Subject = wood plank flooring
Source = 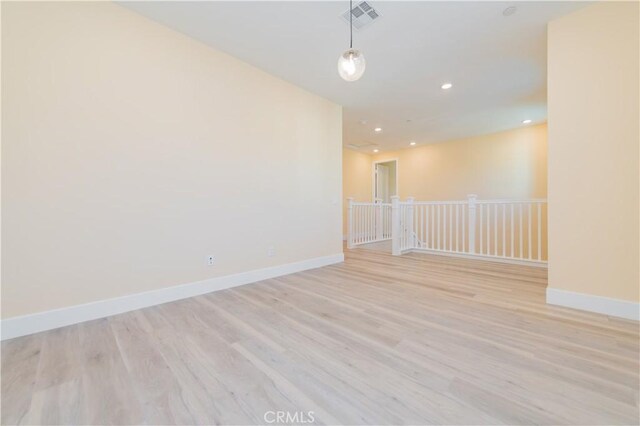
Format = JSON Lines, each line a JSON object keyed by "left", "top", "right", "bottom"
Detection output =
{"left": 2, "top": 247, "right": 639, "bottom": 425}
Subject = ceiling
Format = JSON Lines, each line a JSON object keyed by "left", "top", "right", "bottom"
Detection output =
{"left": 120, "top": 1, "right": 588, "bottom": 152}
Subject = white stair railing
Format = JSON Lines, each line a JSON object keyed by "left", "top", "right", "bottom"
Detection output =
{"left": 347, "top": 198, "right": 392, "bottom": 249}
{"left": 351, "top": 195, "right": 548, "bottom": 265}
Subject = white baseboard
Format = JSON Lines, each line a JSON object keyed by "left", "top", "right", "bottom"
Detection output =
{"left": 410, "top": 248, "right": 548, "bottom": 268}
{"left": 1, "top": 253, "right": 345, "bottom": 341}
{"left": 546, "top": 288, "right": 639, "bottom": 321}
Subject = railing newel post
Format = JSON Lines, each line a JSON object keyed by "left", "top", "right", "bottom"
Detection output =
{"left": 375, "top": 198, "right": 383, "bottom": 241}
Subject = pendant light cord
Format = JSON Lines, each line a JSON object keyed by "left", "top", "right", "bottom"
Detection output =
{"left": 349, "top": 0, "right": 353, "bottom": 49}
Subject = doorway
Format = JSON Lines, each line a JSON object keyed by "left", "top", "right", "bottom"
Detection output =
{"left": 373, "top": 159, "right": 398, "bottom": 203}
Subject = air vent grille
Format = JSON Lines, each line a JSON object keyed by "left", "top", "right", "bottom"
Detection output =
{"left": 346, "top": 142, "right": 378, "bottom": 150}
{"left": 341, "top": 1, "right": 381, "bottom": 30}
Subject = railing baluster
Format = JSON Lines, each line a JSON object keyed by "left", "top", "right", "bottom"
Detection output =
{"left": 444, "top": 204, "right": 448, "bottom": 251}
{"left": 528, "top": 203, "right": 532, "bottom": 260}
{"left": 480, "top": 204, "right": 484, "bottom": 255}
{"left": 437, "top": 205, "right": 441, "bottom": 250}
{"left": 423, "top": 205, "right": 427, "bottom": 247}
{"left": 362, "top": 205, "right": 366, "bottom": 243}
{"left": 371, "top": 204, "right": 374, "bottom": 242}
{"left": 538, "top": 203, "right": 542, "bottom": 260}
{"left": 423, "top": 205, "right": 427, "bottom": 248}
{"left": 360, "top": 206, "right": 367, "bottom": 243}
{"left": 420, "top": 205, "right": 424, "bottom": 247}
{"left": 360, "top": 205, "right": 364, "bottom": 244}
{"left": 519, "top": 203, "right": 523, "bottom": 258}
{"left": 364, "top": 205, "right": 368, "bottom": 243}
{"left": 361, "top": 205, "right": 365, "bottom": 244}
{"left": 368, "top": 204, "right": 371, "bottom": 242}
{"left": 455, "top": 204, "right": 459, "bottom": 252}
{"left": 431, "top": 205, "right": 435, "bottom": 249}
{"left": 385, "top": 205, "right": 388, "bottom": 239}
{"left": 510, "top": 204, "right": 514, "bottom": 258}
{"left": 356, "top": 205, "right": 360, "bottom": 244}
{"left": 429, "top": 205, "right": 433, "bottom": 249}
{"left": 382, "top": 205, "right": 386, "bottom": 239}
{"left": 391, "top": 197, "right": 400, "bottom": 255}
{"left": 487, "top": 204, "right": 491, "bottom": 255}
{"left": 404, "top": 205, "right": 408, "bottom": 250}
{"left": 494, "top": 204, "right": 498, "bottom": 257}
{"left": 363, "top": 205, "right": 367, "bottom": 243}
{"left": 467, "top": 195, "right": 477, "bottom": 254}
{"left": 387, "top": 205, "right": 390, "bottom": 238}
{"left": 400, "top": 205, "right": 404, "bottom": 249}
{"left": 354, "top": 205, "right": 358, "bottom": 244}
{"left": 399, "top": 205, "right": 403, "bottom": 249}
{"left": 372, "top": 204, "right": 375, "bottom": 242}
{"left": 373, "top": 203, "right": 376, "bottom": 242}
{"left": 502, "top": 204, "right": 506, "bottom": 257}
{"left": 443, "top": 205, "right": 446, "bottom": 251}
{"left": 371, "top": 204, "right": 375, "bottom": 242}
{"left": 462, "top": 204, "right": 466, "bottom": 252}
{"left": 365, "top": 205, "right": 369, "bottom": 242}
{"left": 449, "top": 204, "right": 453, "bottom": 251}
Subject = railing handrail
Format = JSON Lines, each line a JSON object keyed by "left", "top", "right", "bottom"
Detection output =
{"left": 351, "top": 203, "right": 392, "bottom": 207}
{"left": 403, "top": 198, "right": 547, "bottom": 205}
{"left": 476, "top": 198, "right": 547, "bottom": 204}
{"left": 409, "top": 200, "right": 468, "bottom": 205}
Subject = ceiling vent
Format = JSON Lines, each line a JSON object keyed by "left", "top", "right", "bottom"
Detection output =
{"left": 340, "top": 1, "right": 381, "bottom": 31}
{"left": 347, "top": 142, "right": 378, "bottom": 150}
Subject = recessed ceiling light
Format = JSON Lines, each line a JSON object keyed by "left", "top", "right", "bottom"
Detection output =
{"left": 441, "top": 83, "right": 453, "bottom": 90}
{"left": 522, "top": 119, "right": 532, "bottom": 124}
{"left": 374, "top": 127, "right": 382, "bottom": 132}
{"left": 410, "top": 141, "right": 416, "bottom": 146}
{"left": 373, "top": 149, "right": 379, "bottom": 153}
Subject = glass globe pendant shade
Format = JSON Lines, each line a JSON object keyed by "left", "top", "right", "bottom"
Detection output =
{"left": 338, "top": 48, "right": 366, "bottom": 82}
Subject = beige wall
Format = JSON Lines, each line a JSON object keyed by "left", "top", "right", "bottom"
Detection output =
{"left": 371, "top": 124, "right": 547, "bottom": 201}
{"left": 547, "top": 2, "right": 639, "bottom": 303}
{"left": 1, "top": 2, "right": 343, "bottom": 319}
{"left": 343, "top": 125, "right": 548, "bottom": 254}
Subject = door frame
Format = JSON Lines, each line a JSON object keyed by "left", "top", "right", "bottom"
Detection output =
{"left": 372, "top": 158, "right": 399, "bottom": 202}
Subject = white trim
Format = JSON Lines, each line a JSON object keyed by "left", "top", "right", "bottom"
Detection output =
{"left": 1, "top": 253, "right": 345, "bottom": 341}
{"left": 372, "top": 158, "right": 399, "bottom": 202}
{"left": 410, "top": 248, "right": 548, "bottom": 268}
{"left": 546, "top": 288, "right": 640, "bottom": 321}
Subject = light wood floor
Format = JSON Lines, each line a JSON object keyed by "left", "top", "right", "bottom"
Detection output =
{"left": 2, "top": 247, "right": 639, "bottom": 425}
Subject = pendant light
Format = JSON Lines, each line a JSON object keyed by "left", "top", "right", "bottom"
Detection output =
{"left": 338, "top": 0, "right": 366, "bottom": 82}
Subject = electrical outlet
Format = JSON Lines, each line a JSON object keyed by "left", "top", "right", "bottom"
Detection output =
{"left": 267, "top": 246, "right": 276, "bottom": 257}
{"left": 207, "top": 255, "right": 214, "bottom": 266}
